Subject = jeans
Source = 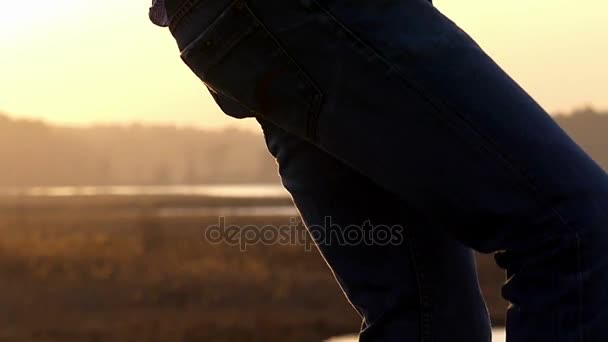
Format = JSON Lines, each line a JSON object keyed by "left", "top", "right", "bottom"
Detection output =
{"left": 162, "top": 0, "right": 608, "bottom": 340}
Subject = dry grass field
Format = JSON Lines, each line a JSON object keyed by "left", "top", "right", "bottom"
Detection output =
{"left": 0, "top": 195, "right": 506, "bottom": 341}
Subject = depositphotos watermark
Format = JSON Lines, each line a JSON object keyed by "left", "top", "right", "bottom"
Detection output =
{"left": 204, "top": 216, "right": 405, "bottom": 251}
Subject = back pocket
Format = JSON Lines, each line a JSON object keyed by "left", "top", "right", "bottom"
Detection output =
{"left": 180, "top": 0, "right": 323, "bottom": 140}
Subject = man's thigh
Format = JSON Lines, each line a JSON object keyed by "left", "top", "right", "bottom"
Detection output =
{"left": 171, "top": 1, "right": 608, "bottom": 338}
{"left": 258, "top": 118, "right": 491, "bottom": 342}
{"left": 174, "top": 0, "right": 608, "bottom": 247}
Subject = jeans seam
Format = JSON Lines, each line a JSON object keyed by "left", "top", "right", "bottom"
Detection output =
{"left": 310, "top": 2, "right": 585, "bottom": 338}
{"left": 357, "top": 226, "right": 433, "bottom": 342}
{"left": 404, "top": 227, "right": 434, "bottom": 342}
{"left": 168, "top": 0, "right": 203, "bottom": 31}
{"left": 240, "top": 0, "right": 325, "bottom": 142}
{"left": 175, "top": 0, "right": 325, "bottom": 139}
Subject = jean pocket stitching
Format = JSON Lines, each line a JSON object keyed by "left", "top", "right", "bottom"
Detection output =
{"left": 179, "top": 0, "right": 324, "bottom": 140}
{"left": 169, "top": 0, "right": 204, "bottom": 32}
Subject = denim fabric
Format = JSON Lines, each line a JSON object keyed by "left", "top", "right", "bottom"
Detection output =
{"left": 257, "top": 117, "right": 492, "bottom": 342}
{"left": 149, "top": 0, "right": 169, "bottom": 27}
{"left": 161, "top": 0, "right": 608, "bottom": 340}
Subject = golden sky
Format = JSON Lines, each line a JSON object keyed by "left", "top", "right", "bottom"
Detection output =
{"left": 1, "top": 0, "right": 606, "bottom": 130}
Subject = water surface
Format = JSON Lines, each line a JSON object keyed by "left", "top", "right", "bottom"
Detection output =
{"left": 327, "top": 328, "right": 506, "bottom": 342}
{"left": 0, "top": 184, "right": 290, "bottom": 198}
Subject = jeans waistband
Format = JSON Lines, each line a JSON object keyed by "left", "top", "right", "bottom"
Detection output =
{"left": 167, "top": 0, "right": 235, "bottom": 51}
{"left": 165, "top": 0, "right": 190, "bottom": 19}
{"left": 165, "top": 0, "right": 203, "bottom": 30}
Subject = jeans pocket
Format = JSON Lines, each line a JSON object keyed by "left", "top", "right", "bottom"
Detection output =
{"left": 180, "top": 0, "right": 323, "bottom": 140}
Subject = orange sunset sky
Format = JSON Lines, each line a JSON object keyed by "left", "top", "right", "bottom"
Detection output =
{"left": 1, "top": 0, "right": 606, "bottom": 130}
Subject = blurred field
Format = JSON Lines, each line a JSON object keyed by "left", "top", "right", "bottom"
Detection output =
{"left": 0, "top": 195, "right": 506, "bottom": 342}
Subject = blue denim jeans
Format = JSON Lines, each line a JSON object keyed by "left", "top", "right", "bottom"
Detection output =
{"left": 162, "top": 0, "right": 608, "bottom": 340}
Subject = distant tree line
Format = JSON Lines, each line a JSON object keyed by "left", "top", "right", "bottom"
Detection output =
{"left": 0, "top": 116, "right": 278, "bottom": 186}
{"left": 0, "top": 107, "right": 606, "bottom": 187}
{"left": 554, "top": 107, "right": 608, "bottom": 169}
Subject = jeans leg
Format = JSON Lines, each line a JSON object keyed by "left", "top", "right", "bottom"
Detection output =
{"left": 169, "top": 0, "right": 608, "bottom": 340}
{"left": 258, "top": 118, "right": 491, "bottom": 342}
{"left": 251, "top": 2, "right": 608, "bottom": 340}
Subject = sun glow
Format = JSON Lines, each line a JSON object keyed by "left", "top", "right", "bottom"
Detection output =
{"left": 0, "top": 1, "right": 88, "bottom": 37}
{"left": 0, "top": 0, "right": 607, "bottom": 128}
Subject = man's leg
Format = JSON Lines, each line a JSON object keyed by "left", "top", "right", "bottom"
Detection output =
{"left": 170, "top": 0, "right": 608, "bottom": 339}
{"left": 258, "top": 118, "right": 491, "bottom": 342}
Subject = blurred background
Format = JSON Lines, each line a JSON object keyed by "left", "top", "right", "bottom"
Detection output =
{"left": 0, "top": 0, "right": 606, "bottom": 341}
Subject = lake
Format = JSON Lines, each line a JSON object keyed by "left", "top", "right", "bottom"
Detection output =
{"left": 327, "top": 328, "right": 506, "bottom": 341}
{"left": 0, "top": 184, "right": 290, "bottom": 198}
